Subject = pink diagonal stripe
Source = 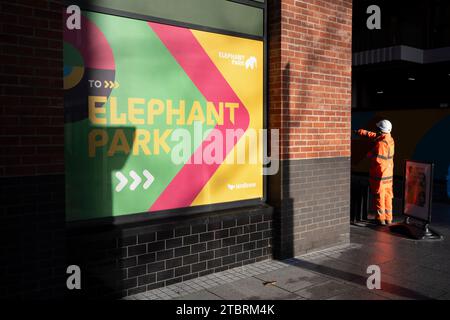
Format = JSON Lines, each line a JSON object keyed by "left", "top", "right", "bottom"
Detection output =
{"left": 148, "top": 22, "right": 250, "bottom": 211}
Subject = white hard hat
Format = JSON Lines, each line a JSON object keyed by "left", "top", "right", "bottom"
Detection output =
{"left": 376, "top": 119, "right": 392, "bottom": 133}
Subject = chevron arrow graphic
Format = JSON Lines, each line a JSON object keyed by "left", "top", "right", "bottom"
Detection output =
{"left": 115, "top": 170, "right": 154, "bottom": 192}
{"left": 103, "top": 80, "right": 120, "bottom": 89}
{"left": 143, "top": 170, "right": 154, "bottom": 189}
{"left": 115, "top": 172, "right": 128, "bottom": 192}
{"left": 129, "top": 170, "right": 142, "bottom": 191}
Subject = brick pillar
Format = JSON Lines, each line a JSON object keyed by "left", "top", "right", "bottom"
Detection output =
{"left": 268, "top": 0, "right": 352, "bottom": 258}
{"left": 0, "top": 0, "right": 65, "bottom": 298}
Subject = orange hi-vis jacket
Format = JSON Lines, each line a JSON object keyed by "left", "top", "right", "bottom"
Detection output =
{"left": 357, "top": 129, "right": 395, "bottom": 190}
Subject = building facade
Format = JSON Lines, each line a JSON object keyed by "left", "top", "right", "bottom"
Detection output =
{"left": 0, "top": 0, "right": 352, "bottom": 299}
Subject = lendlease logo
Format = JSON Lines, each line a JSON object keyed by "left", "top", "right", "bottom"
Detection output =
{"left": 219, "top": 52, "right": 257, "bottom": 70}
{"left": 227, "top": 182, "right": 257, "bottom": 190}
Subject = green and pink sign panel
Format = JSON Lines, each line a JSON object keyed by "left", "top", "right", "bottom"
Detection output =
{"left": 64, "top": 9, "right": 264, "bottom": 221}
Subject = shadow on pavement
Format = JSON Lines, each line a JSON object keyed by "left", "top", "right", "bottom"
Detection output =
{"left": 285, "top": 258, "right": 434, "bottom": 300}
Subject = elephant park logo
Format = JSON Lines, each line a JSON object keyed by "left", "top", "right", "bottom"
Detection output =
{"left": 218, "top": 52, "right": 258, "bottom": 71}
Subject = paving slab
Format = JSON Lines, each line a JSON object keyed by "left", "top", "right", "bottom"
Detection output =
{"left": 436, "top": 292, "right": 450, "bottom": 300}
{"left": 327, "top": 287, "right": 388, "bottom": 300}
{"left": 399, "top": 266, "right": 450, "bottom": 290}
{"left": 379, "top": 260, "right": 450, "bottom": 290}
{"left": 377, "top": 274, "right": 447, "bottom": 299}
{"left": 350, "top": 227, "right": 406, "bottom": 246}
{"left": 295, "top": 280, "right": 356, "bottom": 300}
{"left": 378, "top": 258, "right": 421, "bottom": 278}
{"left": 174, "top": 290, "right": 223, "bottom": 300}
{"left": 206, "top": 277, "right": 301, "bottom": 300}
{"left": 325, "top": 248, "right": 395, "bottom": 267}
{"left": 291, "top": 257, "right": 369, "bottom": 287}
{"left": 418, "top": 254, "right": 450, "bottom": 275}
{"left": 253, "top": 265, "right": 330, "bottom": 293}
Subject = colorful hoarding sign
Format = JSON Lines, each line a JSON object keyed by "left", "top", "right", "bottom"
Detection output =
{"left": 403, "top": 160, "right": 434, "bottom": 222}
{"left": 64, "top": 11, "right": 264, "bottom": 221}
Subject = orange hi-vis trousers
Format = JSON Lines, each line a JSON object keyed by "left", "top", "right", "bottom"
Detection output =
{"left": 371, "top": 181, "right": 393, "bottom": 222}
{"left": 357, "top": 129, "right": 395, "bottom": 222}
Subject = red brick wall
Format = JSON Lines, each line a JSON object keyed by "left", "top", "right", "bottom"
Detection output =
{"left": 0, "top": 0, "right": 64, "bottom": 177}
{"left": 268, "top": 0, "right": 352, "bottom": 258}
{"left": 269, "top": 0, "right": 352, "bottom": 160}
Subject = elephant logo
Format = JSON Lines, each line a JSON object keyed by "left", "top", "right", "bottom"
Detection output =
{"left": 245, "top": 56, "right": 257, "bottom": 70}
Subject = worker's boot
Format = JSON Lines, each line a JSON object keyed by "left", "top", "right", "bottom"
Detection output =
{"left": 378, "top": 220, "right": 386, "bottom": 226}
{"left": 386, "top": 220, "right": 393, "bottom": 225}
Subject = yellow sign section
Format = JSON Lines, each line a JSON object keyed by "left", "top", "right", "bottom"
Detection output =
{"left": 191, "top": 31, "right": 264, "bottom": 205}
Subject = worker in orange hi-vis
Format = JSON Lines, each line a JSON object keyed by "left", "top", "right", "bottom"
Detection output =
{"left": 354, "top": 120, "right": 395, "bottom": 225}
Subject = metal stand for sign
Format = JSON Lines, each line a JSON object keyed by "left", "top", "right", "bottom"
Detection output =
{"left": 389, "top": 160, "right": 443, "bottom": 241}
{"left": 389, "top": 217, "right": 443, "bottom": 240}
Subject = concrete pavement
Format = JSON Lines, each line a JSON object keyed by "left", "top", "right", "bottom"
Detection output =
{"left": 125, "top": 202, "right": 450, "bottom": 300}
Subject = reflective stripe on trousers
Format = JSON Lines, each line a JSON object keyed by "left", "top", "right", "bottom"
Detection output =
{"left": 370, "top": 183, "right": 393, "bottom": 222}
